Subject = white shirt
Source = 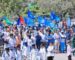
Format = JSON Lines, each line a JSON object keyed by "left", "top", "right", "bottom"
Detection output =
{"left": 59, "top": 33, "right": 66, "bottom": 38}
{"left": 8, "top": 37, "right": 16, "bottom": 47}
{"left": 58, "top": 21, "right": 62, "bottom": 28}
{"left": 30, "top": 49, "right": 37, "bottom": 60}
{"left": 31, "top": 35, "right": 36, "bottom": 44}
{"left": 67, "top": 44, "right": 72, "bottom": 56}
{"left": 24, "top": 35, "right": 29, "bottom": 42}
{"left": 27, "top": 39, "right": 32, "bottom": 47}
{"left": 3, "top": 31, "right": 9, "bottom": 40}
{"left": 4, "top": 36, "right": 10, "bottom": 49}
{"left": 53, "top": 33, "right": 59, "bottom": 40}
{"left": 39, "top": 47, "right": 46, "bottom": 60}
{"left": 3, "top": 31, "right": 10, "bottom": 49}
{"left": 47, "top": 46, "right": 54, "bottom": 57}
{"left": 21, "top": 41, "right": 23, "bottom": 51}
{"left": 22, "top": 46, "right": 28, "bottom": 56}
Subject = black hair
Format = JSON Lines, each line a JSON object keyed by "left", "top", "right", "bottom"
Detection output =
{"left": 40, "top": 42, "right": 46, "bottom": 47}
{"left": 5, "top": 48, "right": 9, "bottom": 52}
{"left": 28, "top": 35, "right": 31, "bottom": 39}
{"left": 10, "top": 34, "right": 13, "bottom": 37}
{"left": 32, "top": 44, "right": 36, "bottom": 48}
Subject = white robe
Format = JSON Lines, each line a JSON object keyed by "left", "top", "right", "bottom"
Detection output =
{"left": 30, "top": 49, "right": 37, "bottom": 60}
{"left": 39, "top": 47, "right": 46, "bottom": 60}
{"left": 47, "top": 46, "right": 54, "bottom": 57}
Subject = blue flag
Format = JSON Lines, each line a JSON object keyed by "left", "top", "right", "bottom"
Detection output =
{"left": 66, "top": 17, "right": 71, "bottom": 27}
{"left": 50, "top": 21, "right": 55, "bottom": 28}
{"left": 27, "top": 10, "right": 35, "bottom": 19}
{"left": 24, "top": 17, "right": 28, "bottom": 24}
{"left": 55, "top": 16, "right": 60, "bottom": 22}
{"left": 38, "top": 16, "right": 45, "bottom": 24}
{"left": 26, "top": 17, "right": 34, "bottom": 26}
{"left": 17, "top": 18, "right": 20, "bottom": 25}
{"left": 50, "top": 11, "right": 60, "bottom": 22}
{"left": 44, "top": 17, "right": 50, "bottom": 26}
{"left": 45, "top": 20, "right": 50, "bottom": 26}
{"left": 50, "top": 11, "right": 56, "bottom": 20}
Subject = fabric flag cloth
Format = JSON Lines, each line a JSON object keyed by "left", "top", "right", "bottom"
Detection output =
{"left": 27, "top": 10, "right": 35, "bottom": 19}
{"left": 19, "top": 16, "right": 25, "bottom": 24}
{"left": 50, "top": 11, "right": 60, "bottom": 22}
{"left": 28, "top": 18, "right": 34, "bottom": 26}
{"left": 17, "top": 18, "right": 20, "bottom": 25}
{"left": 26, "top": 17, "right": 34, "bottom": 26}
{"left": 38, "top": 16, "right": 45, "bottom": 24}
{"left": 45, "top": 20, "right": 50, "bottom": 26}
{"left": 3, "top": 16, "right": 12, "bottom": 25}
{"left": 24, "top": 17, "right": 28, "bottom": 24}
{"left": 50, "top": 21, "right": 55, "bottom": 28}
{"left": 66, "top": 17, "right": 71, "bottom": 27}
{"left": 55, "top": 16, "right": 60, "bottom": 22}
{"left": 50, "top": 11, "right": 56, "bottom": 20}
{"left": 17, "top": 16, "right": 25, "bottom": 25}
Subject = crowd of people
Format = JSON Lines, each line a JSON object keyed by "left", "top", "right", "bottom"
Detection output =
{"left": 0, "top": 19, "right": 75, "bottom": 60}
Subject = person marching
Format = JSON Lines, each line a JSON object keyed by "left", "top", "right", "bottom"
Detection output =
{"left": 47, "top": 43, "right": 55, "bottom": 60}
{"left": 30, "top": 44, "right": 38, "bottom": 60}
{"left": 39, "top": 42, "right": 47, "bottom": 60}
{"left": 67, "top": 41, "right": 75, "bottom": 60}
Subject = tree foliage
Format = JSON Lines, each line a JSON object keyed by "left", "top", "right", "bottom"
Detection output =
{"left": 0, "top": 0, "right": 75, "bottom": 18}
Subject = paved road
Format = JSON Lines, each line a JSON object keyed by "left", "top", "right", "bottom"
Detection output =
{"left": 54, "top": 54, "right": 75, "bottom": 60}
{"left": 0, "top": 54, "right": 75, "bottom": 60}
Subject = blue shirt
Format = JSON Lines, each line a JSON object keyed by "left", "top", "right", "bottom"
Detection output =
{"left": 47, "top": 34, "right": 55, "bottom": 45}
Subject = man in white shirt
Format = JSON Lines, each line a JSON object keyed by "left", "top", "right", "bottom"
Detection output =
{"left": 8, "top": 34, "right": 16, "bottom": 48}
{"left": 39, "top": 43, "right": 46, "bottom": 60}
{"left": 66, "top": 42, "right": 75, "bottom": 60}
{"left": 3, "top": 30, "right": 10, "bottom": 49}
{"left": 47, "top": 43, "right": 54, "bottom": 60}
